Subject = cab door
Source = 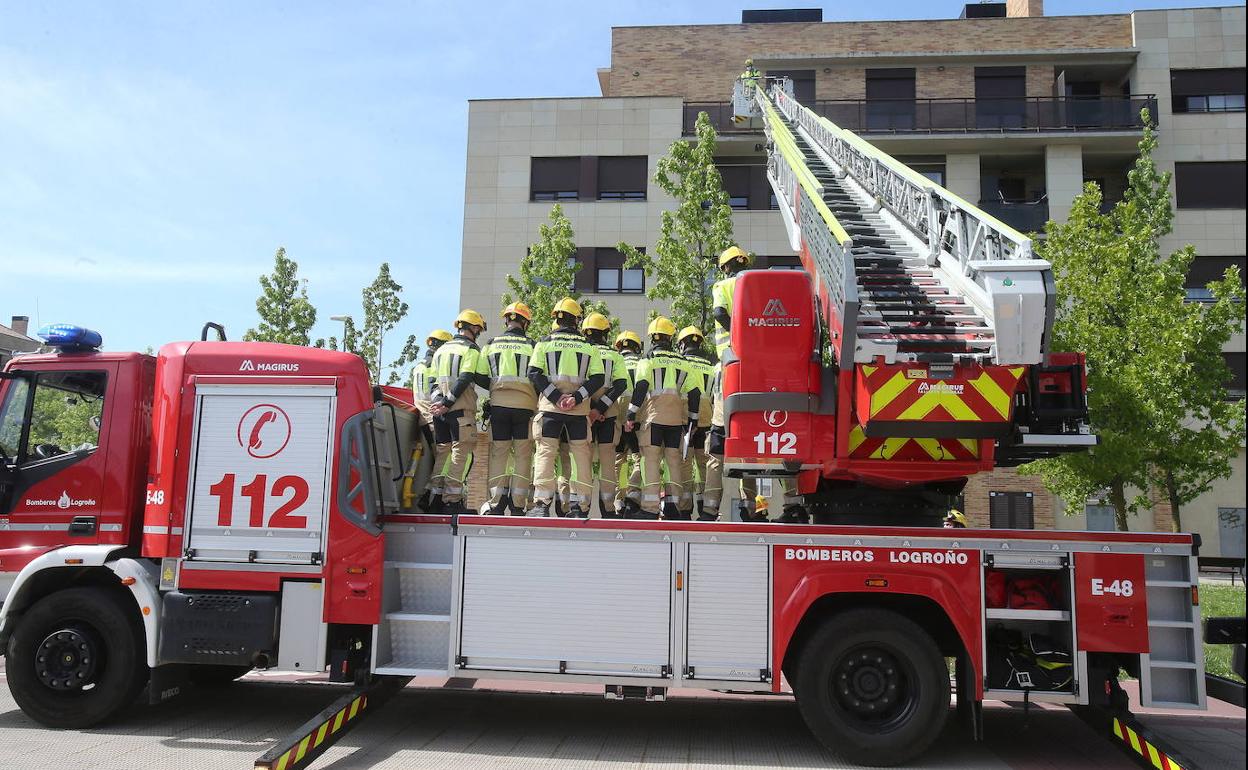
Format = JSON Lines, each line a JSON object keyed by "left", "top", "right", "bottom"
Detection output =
{"left": 0, "top": 362, "right": 116, "bottom": 548}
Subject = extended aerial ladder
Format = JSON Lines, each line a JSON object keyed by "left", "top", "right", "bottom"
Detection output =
{"left": 721, "top": 80, "right": 1096, "bottom": 517}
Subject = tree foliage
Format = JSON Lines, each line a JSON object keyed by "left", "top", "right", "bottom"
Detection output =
{"left": 502, "top": 203, "right": 613, "bottom": 340}
{"left": 243, "top": 247, "right": 317, "bottom": 346}
{"left": 1022, "top": 116, "right": 1245, "bottom": 530}
{"left": 618, "top": 111, "right": 735, "bottom": 343}
{"left": 358, "top": 263, "right": 411, "bottom": 384}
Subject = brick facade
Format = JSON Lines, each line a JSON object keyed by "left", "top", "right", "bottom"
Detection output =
{"left": 603, "top": 15, "right": 1132, "bottom": 100}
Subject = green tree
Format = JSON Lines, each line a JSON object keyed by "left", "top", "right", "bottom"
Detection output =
{"left": 243, "top": 247, "right": 317, "bottom": 346}
{"left": 618, "top": 111, "right": 735, "bottom": 339}
{"left": 502, "top": 203, "right": 612, "bottom": 340}
{"left": 1022, "top": 116, "right": 1245, "bottom": 530}
{"left": 358, "top": 263, "right": 410, "bottom": 383}
{"left": 315, "top": 317, "right": 360, "bottom": 355}
{"left": 387, "top": 334, "right": 422, "bottom": 386}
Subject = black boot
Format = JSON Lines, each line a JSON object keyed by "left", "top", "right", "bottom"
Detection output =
{"left": 776, "top": 504, "right": 810, "bottom": 524}
{"left": 697, "top": 508, "right": 719, "bottom": 522}
{"left": 427, "top": 494, "right": 445, "bottom": 514}
{"left": 525, "top": 501, "right": 552, "bottom": 517}
{"left": 677, "top": 508, "right": 695, "bottom": 521}
{"left": 568, "top": 503, "right": 587, "bottom": 519}
{"left": 620, "top": 499, "right": 643, "bottom": 518}
{"left": 599, "top": 498, "right": 621, "bottom": 519}
{"left": 417, "top": 490, "right": 432, "bottom": 512}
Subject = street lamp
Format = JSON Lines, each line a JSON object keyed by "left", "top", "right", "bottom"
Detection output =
{"left": 330, "top": 315, "right": 352, "bottom": 353}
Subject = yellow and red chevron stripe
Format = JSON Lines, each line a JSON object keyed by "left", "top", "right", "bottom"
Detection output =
{"left": 846, "top": 425, "right": 980, "bottom": 461}
{"left": 855, "top": 363, "right": 1025, "bottom": 430}
{"left": 268, "top": 694, "right": 367, "bottom": 770}
{"left": 1111, "top": 716, "right": 1187, "bottom": 770}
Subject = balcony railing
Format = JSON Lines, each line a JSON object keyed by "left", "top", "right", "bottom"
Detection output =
{"left": 684, "top": 95, "right": 1158, "bottom": 135}
{"left": 976, "top": 198, "right": 1050, "bottom": 234}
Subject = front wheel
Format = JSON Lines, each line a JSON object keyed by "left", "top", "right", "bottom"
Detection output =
{"left": 793, "top": 608, "right": 950, "bottom": 766}
{"left": 6, "top": 586, "right": 148, "bottom": 728}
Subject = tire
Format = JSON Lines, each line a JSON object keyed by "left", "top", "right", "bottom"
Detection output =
{"left": 6, "top": 586, "right": 149, "bottom": 728}
{"left": 793, "top": 608, "right": 950, "bottom": 766}
{"left": 188, "top": 664, "right": 251, "bottom": 687}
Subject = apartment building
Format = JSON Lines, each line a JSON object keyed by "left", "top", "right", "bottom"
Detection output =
{"left": 459, "top": 2, "right": 1245, "bottom": 554}
{"left": 0, "top": 316, "right": 39, "bottom": 366}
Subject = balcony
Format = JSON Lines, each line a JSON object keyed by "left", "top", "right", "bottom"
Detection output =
{"left": 976, "top": 198, "right": 1050, "bottom": 234}
{"left": 683, "top": 95, "right": 1158, "bottom": 136}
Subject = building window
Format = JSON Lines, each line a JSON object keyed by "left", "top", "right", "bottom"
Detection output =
{"left": 1084, "top": 504, "right": 1116, "bottom": 531}
{"left": 1171, "top": 68, "right": 1246, "bottom": 114}
{"left": 592, "top": 247, "right": 645, "bottom": 294}
{"left": 1185, "top": 256, "right": 1246, "bottom": 302}
{"left": 866, "top": 68, "right": 916, "bottom": 131}
{"left": 715, "top": 157, "right": 770, "bottom": 210}
{"left": 1224, "top": 352, "right": 1246, "bottom": 400}
{"left": 719, "top": 164, "right": 751, "bottom": 209}
{"left": 1175, "top": 162, "right": 1247, "bottom": 209}
{"left": 765, "top": 69, "right": 816, "bottom": 105}
{"left": 989, "top": 491, "right": 1034, "bottom": 529}
{"left": 597, "top": 156, "right": 648, "bottom": 200}
{"left": 895, "top": 155, "right": 946, "bottom": 187}
{"left": 530, "top": 157, "right": 580, "bottom": 201}
{"left": 975, "top": 66, "right": 1027, "bottom": 129}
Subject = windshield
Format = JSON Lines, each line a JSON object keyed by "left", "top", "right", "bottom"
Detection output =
{"left": 0, "top": 377, "right": 32, "bottom": 459}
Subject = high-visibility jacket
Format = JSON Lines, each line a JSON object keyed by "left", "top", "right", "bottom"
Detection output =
{"left": 430, "top": 334, "right": 489, "bottom": 414}
{"left": 710, "top": 363, "right": 725, "bottom": 427}
{"left": 528, "top": 329, "right": 605, "bottom": 416}
{"left": 615, "top": 351, "right": 640, "bottom": 420}
{"left": 740, "top": 67, "right": 761, "bottom": 87}
{"left": 411, "top": 351, "right": 435, "bottom": 406}
{"left": 631, "top": 348, "right": 699, "bottom": 426}
{"left": 483, "top": 329, "right": 537, "bottom": 410}
{"left": 591, "top": 344, "right": 629, "bottom": 415}
{"left": 681, "top": 352, "right": 715, "bottom": 429}
{"left": 711, "top": 275, "right": 739, "bottom": 356}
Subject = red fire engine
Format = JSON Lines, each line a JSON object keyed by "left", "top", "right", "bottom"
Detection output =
{"left": 0, "top": 79, "right": 1208, "bottom": 770}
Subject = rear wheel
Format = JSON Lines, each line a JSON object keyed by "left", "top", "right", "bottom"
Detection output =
{"left": 793, "top": 608, "right": 949, "bottom": 766}
{"left": 6, "top": 586, "right": 148, "bottom": 728}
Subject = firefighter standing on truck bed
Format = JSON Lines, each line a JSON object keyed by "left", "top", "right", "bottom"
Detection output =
{"left": 676, "top": 326, "right": 714, "bottom": 520}
{"left": 480, "top": 303, "right": 537, "bottom": 515}
{"left": 612, "top": 330, "right": 644, "bottom": 516}
{"left": 413, "top": 329, "right": 453, "bottom": 512}
{"left": 428, "top": 310, "right": 491, "bottom": 514}
{"left": 624, "top": 316, "right": 701, "bottom": 520}
{"left": 711, "top": 245, "right": 751, "bottom": 358}
{"left": 526, "top": 298, "right": 604, "bottom": 518}
{"left": 582, "top": 313, "right": 629, "bottom": 518}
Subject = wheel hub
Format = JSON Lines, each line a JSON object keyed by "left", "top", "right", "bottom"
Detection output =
{"left": 832, "top": 647, "right": 909, "bottom": 726}
{"left": 36, "top": 627, "right": 100, "bottom": 691}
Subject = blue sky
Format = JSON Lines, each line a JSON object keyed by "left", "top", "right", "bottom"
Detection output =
{"left": 0, "top": 0, "right": 1233, "bottom": 376}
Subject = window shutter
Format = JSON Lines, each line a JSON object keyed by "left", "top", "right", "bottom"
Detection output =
{"left": 530, "top": 157, "right": 580, "bottom": 197}
{"left": 975, "top": 67, "right": 1026, "bottom": 98}
{"left": 1171, "top": 68, "right": 1246, "bottom": 97}
{"left": 866, "top": 69, "right": 916, "bottom": 100}
{"left": 598, "top": 157, "right": 648, "bottom": 196}
{"left": 1186, "top": 256, "right": 1247, "bottom": 289}
{"left": 989, "top": 492, "right": 1011, "bottom": 529}
{"left": 579, "top": 156, "right": 598, "bottom": 202}
{"left": 574, "top": 247, "right": 596, "bottom": 292}
{"left": 1176, "top": 162, "right": 1247, "bottom": 209}
{"left": 749, "top": 165, "right": 771, "bottom": 211}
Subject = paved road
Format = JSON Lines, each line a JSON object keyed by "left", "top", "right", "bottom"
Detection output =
{"left": 4, "top": 673, "right": 1238, "bottom": 770}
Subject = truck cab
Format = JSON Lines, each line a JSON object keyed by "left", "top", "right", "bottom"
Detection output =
{"left": 0, "top": 329, "right": 155, "bottom": 602}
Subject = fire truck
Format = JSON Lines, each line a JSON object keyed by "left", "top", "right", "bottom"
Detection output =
{"left": 0, "top": 80, "right": 1207, "bottom": 770}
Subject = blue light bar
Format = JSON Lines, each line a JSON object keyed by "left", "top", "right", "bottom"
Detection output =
{"left": 37, "top": 324, "right": 103, "bottom": 351}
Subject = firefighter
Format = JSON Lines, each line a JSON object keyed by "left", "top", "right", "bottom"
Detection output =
{"left": 612, "top": 330, "right": 644, "bottom": 516}
{"left": 739, "top": 58, "right": 762, "bottom": 96}
{"left": 702, "top": 361, "right": 756, "bottom": 522}
{"left": 413, "top": 329, "right": 453, "bottom": 512}
{"left": 943, "top": 509, "right": 969, "bottom": 529}
{"left": 624, "top": 317, "right": 700, "bottom": 520}
{"left": 582, "top": 312, "right": 629, "bottom": 518}
{"left": 525, "top": 298, "right": 604, "bottom": 518}
{"left": 711, "top": 245, "right": 752, "bottom": 359}
{"left": 429, "top": 310, "right": 491, "bottom": 513}
{"left": 480, "top": 302, "right": 537, "bottom": 515}
{"left": 676, "top": 326, "right": 714, "bottom": 520}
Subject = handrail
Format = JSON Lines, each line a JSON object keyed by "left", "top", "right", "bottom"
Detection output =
{"left": 756, "top": 87, "right": 859, "bottom": 366}
{"left": 770, "top": 84, "right": 1035, "bottom": 274}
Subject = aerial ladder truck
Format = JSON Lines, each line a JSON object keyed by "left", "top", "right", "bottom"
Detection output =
{"left": 0, "top": 81, "right": 1207, "bottom": 770}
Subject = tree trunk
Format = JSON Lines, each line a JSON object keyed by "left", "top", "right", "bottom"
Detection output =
{"left": 1109, "top": 479, "right": 1130, "bottom": 532}
{"left": 1164, "top": 469, "right": 1183, "bottom": 533}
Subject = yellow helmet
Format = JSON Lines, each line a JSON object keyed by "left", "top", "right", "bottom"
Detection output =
{"left": 454, "top": 309, "right": 487, "bottom": 331}
{"left": 648, "top": 316, "right": 676, "bottom": 338}
{"left": 744, "top": 58, "right": 754, "bottom": 67}
{"left": 551, "top": 297, "right": 583, "bottom": 319}
{"left": 426, "top": 329, "right": 453, "bottom": 346}
{"left": 581, "top": 312, "right": 610, "bottom": 333}
{"left": 501, "top": 302, "right": 532, "bottom": 323}
{"left": 677, "top": 326, "right": 704, "bottom": 346}
{"left": 944, "top": 509, "right": 969, "bottom": 528}
{"left": 718, "top": 245, "right": 752, "bottom": 269}
{"left": 614, "top": 330, "right": 642, "bottom": 350}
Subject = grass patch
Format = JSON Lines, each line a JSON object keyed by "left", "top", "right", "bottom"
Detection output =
{"left": 1201, "top": 581, "right": 1245, "bottom": 682}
